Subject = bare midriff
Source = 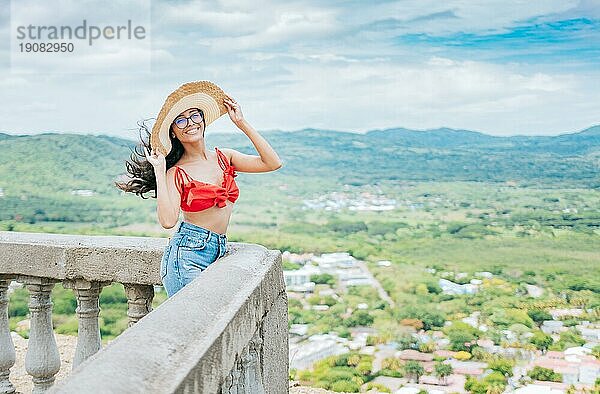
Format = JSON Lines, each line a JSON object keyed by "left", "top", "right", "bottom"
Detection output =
{"left": 181, "top": 203, "right": 233, "bottom": 235}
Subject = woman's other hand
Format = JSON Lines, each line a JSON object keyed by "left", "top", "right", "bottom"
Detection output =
{"left": 145, "top": 146, "right": 166, "bottom": 173}
{"left": 223, "top": 94, "right": 245, "bottom": 126}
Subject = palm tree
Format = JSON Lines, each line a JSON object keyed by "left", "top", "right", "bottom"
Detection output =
{"left": 404, "top": 360, "right": 424, "bottom": 383}
{"left": 434, "top": 361, "right": 453, "bottom": 385}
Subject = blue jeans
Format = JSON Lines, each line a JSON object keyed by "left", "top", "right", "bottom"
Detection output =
{"left": 160, "top": 221, "right": 228, "bottom": 297}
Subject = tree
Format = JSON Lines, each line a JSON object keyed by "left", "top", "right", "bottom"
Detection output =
{"left": 530, "top": 331, "right": 553, "bottom": 352}
{"left": 434, "top": 362, "right": 453, "bottom": 385}
{"left": 310, "top": 273, "right": 336, "bottom": 286}
{"left": 404, "top": 361, "right": 424, "bottom": 383}
{"left": 527, "top": 309, "right": 552, "bottom": 323}
{"left": 528, "top": 366, "right": 562, "bottom": 382}
{"left": 445, "top": 322, "right": 481, "bottom": 351}
{"left": 343, "top": 310, "right": 374, "bottom": 327}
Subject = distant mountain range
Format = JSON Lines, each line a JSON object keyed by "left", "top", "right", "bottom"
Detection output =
{"left": 365, "top": 125, "right": 600, "bottom": 154}
{"left": 0, "top": 125, "right": 598, "bottom": 196}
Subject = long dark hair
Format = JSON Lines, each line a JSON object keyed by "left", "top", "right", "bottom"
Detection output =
{"left": 114, "top": 119, "right": 186, "bottom": 198}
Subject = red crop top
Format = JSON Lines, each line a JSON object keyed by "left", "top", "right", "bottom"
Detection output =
{"left": 174, "top": 147, "right": 240, "bottom": 212}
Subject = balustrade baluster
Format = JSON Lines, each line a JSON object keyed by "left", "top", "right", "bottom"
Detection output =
{"left": 62, "top": 279, "right": 109, "bottom": 369}
{"left": 0, "top": 279, "right": 16, "bottom": 394}
{"left": 123, "top": 284, "right": 154, "bottom": 327}
{"left": 22, "top": 278, "right": 60, "bottom": 394}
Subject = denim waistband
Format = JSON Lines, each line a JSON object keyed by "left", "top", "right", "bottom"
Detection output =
{"left": 176, "top": 221, "right": 227, "bottom": 242}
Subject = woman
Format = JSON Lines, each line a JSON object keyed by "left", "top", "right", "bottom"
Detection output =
{"left": 116, "top": 81, "right": 283, "bottom": 297}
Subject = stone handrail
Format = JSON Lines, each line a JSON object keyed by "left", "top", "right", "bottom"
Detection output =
{"left": 0, "top": 231, "right": 288, "bottom": 393}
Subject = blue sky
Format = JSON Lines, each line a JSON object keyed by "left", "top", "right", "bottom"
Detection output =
{"left": 0, "top": 0, "right": 599, "bottom": 138}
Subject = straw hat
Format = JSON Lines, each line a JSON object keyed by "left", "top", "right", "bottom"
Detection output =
{"left": 150, "top": 81, "right": 228, "bottom": 156}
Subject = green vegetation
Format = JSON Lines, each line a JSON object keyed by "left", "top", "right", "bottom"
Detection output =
{"left": 283, "top": 260, "right": 301, "bottom": 270}
{"left": 444, "top": 322, "right": 481, "bottom": 351}
{"left": 379, "top": 357, "right": 403, "bottom": 378}
{"left": 465, "top": 371, "right": 508, "bottom": 394}
{"left": 310, "top": 274, "right": 336, "bottom": 286}
{"left": 3, "top": 129, "right": 600, "bottom": 392}
{"left": 296, "top": 352, "right": 374, "bottom": 392}
{"left": 551, "top": 329, "right": 586, "bottom": 351}
{"left": 488, "top": 358, "right": 514, "bottom": 377}
{"left": 528, "top": 366, "right": 562, "bottom": 382}
{"left": 9, "top": 283, "right": 168, "bottom": 343}
{"left": 530, "top": 331, "right": 554, "bottom": 351}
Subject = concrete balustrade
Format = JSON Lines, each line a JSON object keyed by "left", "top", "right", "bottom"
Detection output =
{"left": 0, "top": 231, "right": 288, "bottom": 393}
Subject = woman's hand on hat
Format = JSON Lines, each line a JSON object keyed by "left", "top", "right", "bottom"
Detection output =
{"left": 223, "top": 94, "right": 245, "bottom": 126}
{"left": 144, "top": 146, "right": 166, "bottom": 172}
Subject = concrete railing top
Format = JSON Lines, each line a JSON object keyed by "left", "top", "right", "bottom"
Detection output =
{"left": 46, "top": 241, "right": 288, "bottom": 393}
{"left": 1, "top": 230, "right": 171, "bottom": 284}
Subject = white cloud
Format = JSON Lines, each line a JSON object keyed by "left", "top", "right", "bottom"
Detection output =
{"left": 0, "top": 0, "right": 598, "bottom": 137}
{"left": 219, "top": 56, "right": 592, "bottom": 136}
{"left": 159, "top": 9, "right": 259, "bottom": 35}
{"left": 346, "top": 0, "right": 580, "bottom": 36}
{"left": 202, "top": 8, "right": 341, "bottom": 51}
{"left": 151, "top": 0, "right": 344, "bottom": 54}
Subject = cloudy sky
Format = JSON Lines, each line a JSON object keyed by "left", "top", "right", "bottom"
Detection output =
{"left": 0, "top": 0, "right": 599, "bottom": 138}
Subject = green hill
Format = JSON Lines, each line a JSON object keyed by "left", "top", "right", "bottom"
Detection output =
{"left": 0, "top": 126, "right": 598, "bottom": 228}
{"left": 1, "top": 126, "right": 598, "bottom": 193}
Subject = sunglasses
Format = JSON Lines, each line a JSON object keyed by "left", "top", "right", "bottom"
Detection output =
{"left": 173, "top": 111, "right": 204, "bottom": 130}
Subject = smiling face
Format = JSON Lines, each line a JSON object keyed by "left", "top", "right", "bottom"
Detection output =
{"left": 171, "top": 108, "right": 205, "bottom": 142}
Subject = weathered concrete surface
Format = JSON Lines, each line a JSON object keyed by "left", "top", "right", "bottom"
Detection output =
{"left": 0, "top": 231, "right": 168, "bottom": 285}
{"left": 261, "top": 290, "right": 289, "bottom": 394}
{"left": 1, "top": 231, "right": 231, "bottom": 286}
{"left": 45, "top": 242, "right": 289, "bottom": 394}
